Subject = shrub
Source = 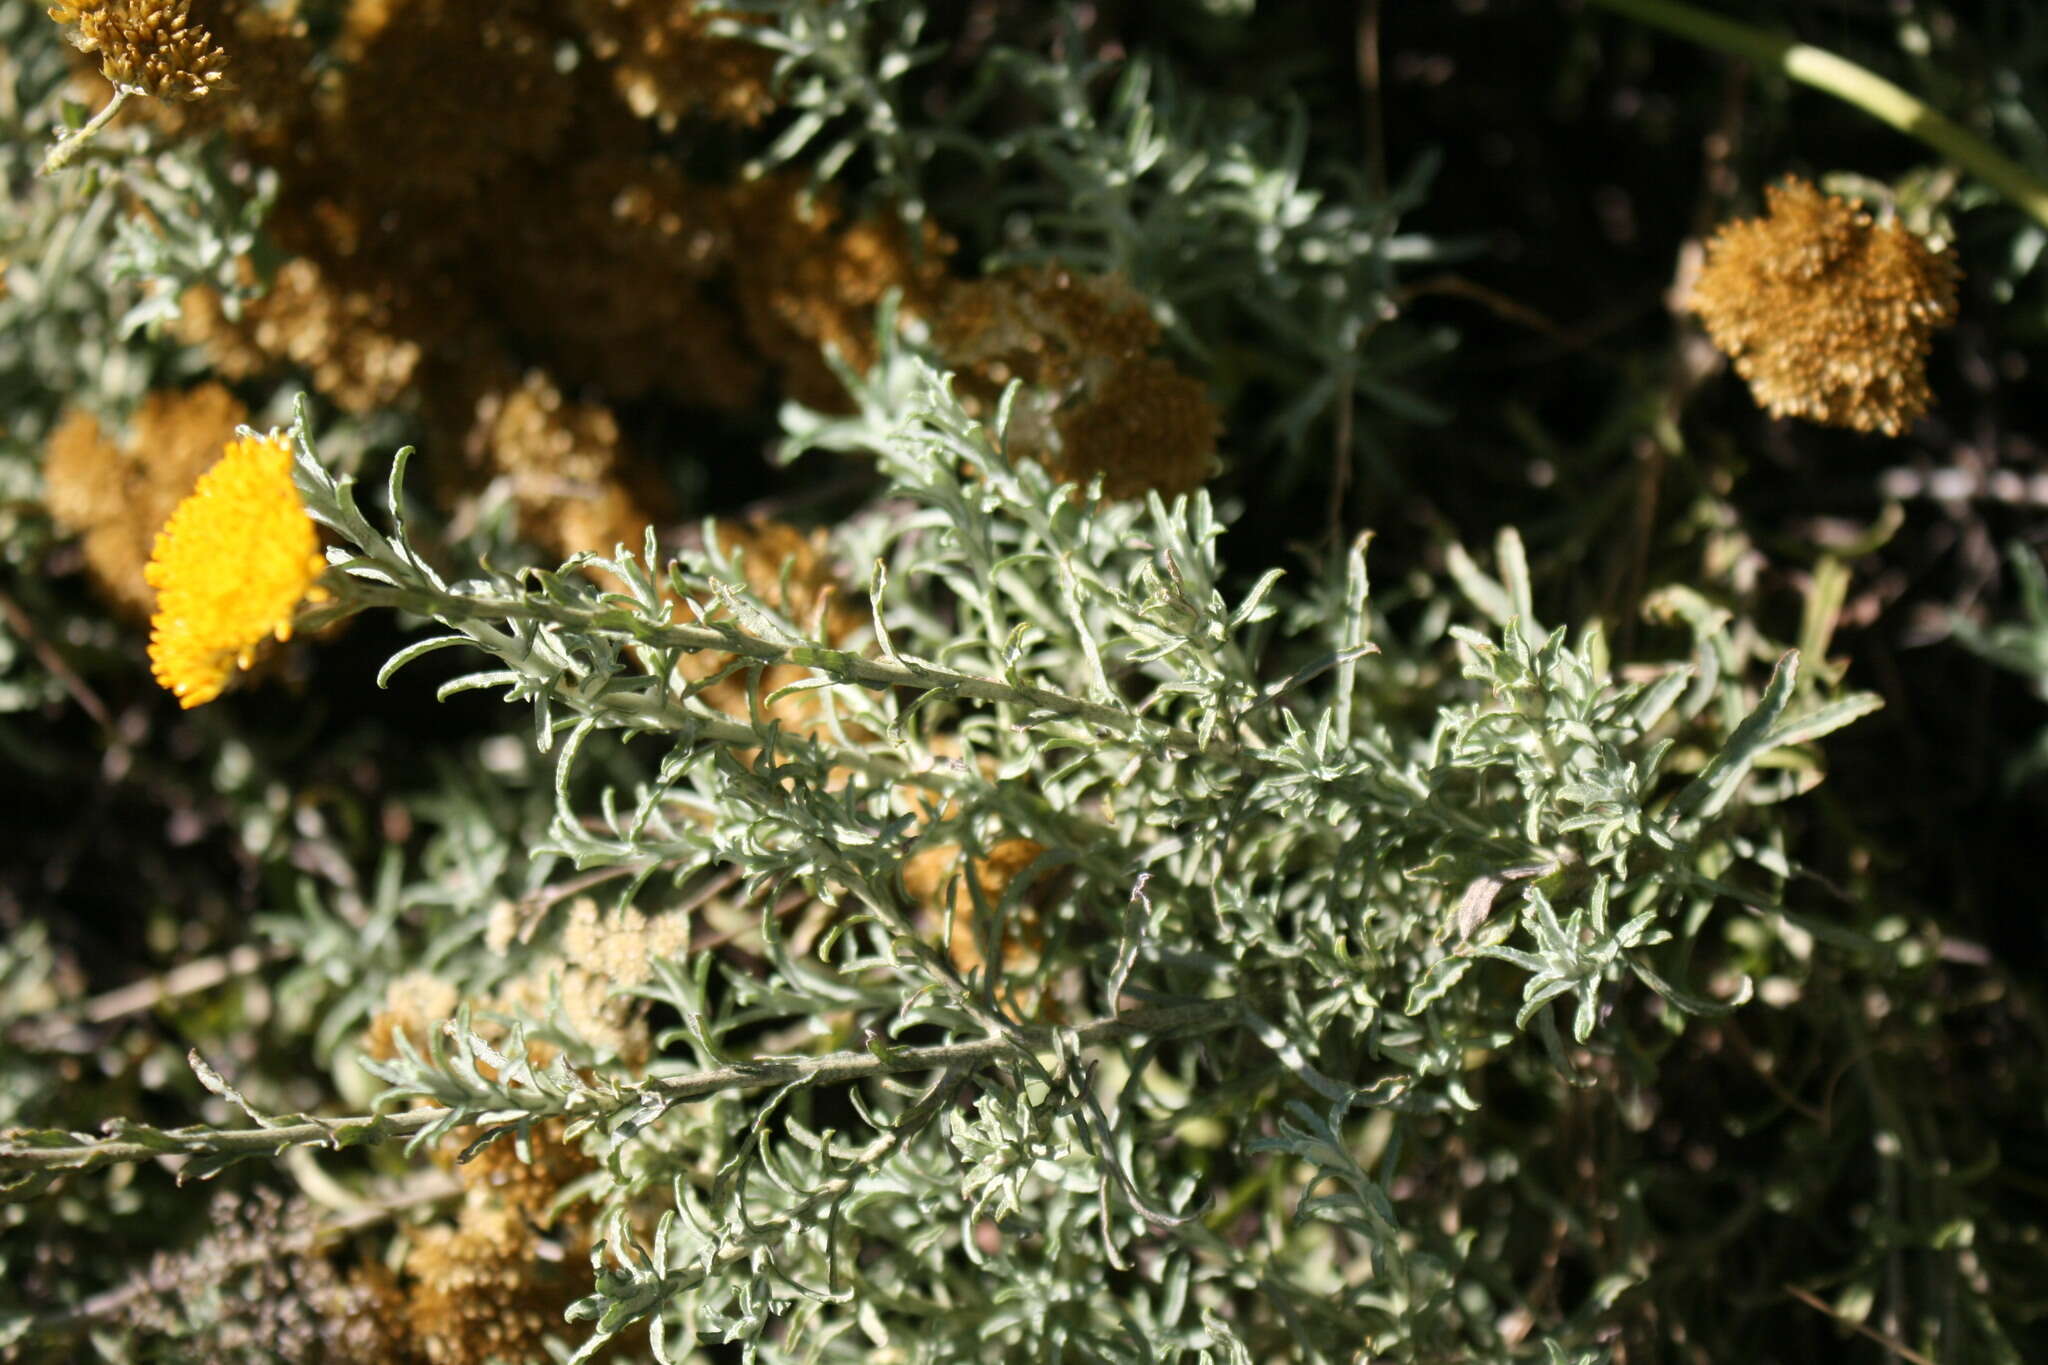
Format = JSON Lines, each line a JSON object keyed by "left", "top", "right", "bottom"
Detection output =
{"left": 5, "top": 2, "right": 2046, "bottom": 1361}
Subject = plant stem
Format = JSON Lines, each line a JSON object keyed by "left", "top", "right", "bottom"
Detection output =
{"left": 40, "top": 86, "right": 132, "bottom": 176}
{"left": 349, "top": 577, "right": 1271, "bottom": 770}
{"left": 0, "top": 999, "right": 1240, "bottom": 1178}
{"left": 1583, "top": 0, "right": 2048, "bottom": 232}
{"left": 6, "top": 944, "right": 295, "bottom": 1052}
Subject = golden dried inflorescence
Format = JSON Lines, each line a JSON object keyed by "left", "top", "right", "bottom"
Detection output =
{"left": 725, "top": 174, "right": 955, "bottom": 412}
{"left": 456, "top": 367, "right": 657, "bottom": 566}
{"left": 445, "top": 1116, "right": 595, "bottom": 1224}
{"left": 364, "top": 901, "right": 675, "bottom": 1082}
{"left": 356, "top": 972, "right": 604, "bottom": 1363}
{"left": 49, "top": 0, "right": 228, "bottom": 101}
{"left": 482, "top": 154, "right": 758, "bottom": 405}
{"left": 1689, "top": 178, "right": 1962, "bottom": 436}
{"left": 330, "top": 0, "right": 573, "bottom": 202}
{"left": 362, "top": 973, "right": 461, "bottom": 1065}
{"left": 147, "top": 3, "right": 952, "bottom": 569}
{"left": 403, "top": 1204, "right": 582, "bottom": 1365}
{"left": 144, "top": 430, "right": 329, "bottom": 707}
{"left": 559, "top": 897, "right": 691, "bottom": 988}
{"left": 181, "top": 259, "right": 425, "bottom": 415}
{"left": 486, "top": 962, "right": 654, "bottom": 1069}
{"left": 103, "top": 0, "right": 312, "bottom": 150}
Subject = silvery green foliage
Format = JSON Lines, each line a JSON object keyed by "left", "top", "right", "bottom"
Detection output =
{"left": 714, "top": 0, "right": 970, "bottom": 220}
{"left": 1954, "top": 542, "right": 2048, "bottom": 696}
{"left": 0, "top": 8, "right": 192, "bottom": 445}
{"left": 715, "top": 0, "right": 1450, "bottom": 456}
{"left": 987, "top": 39, "right": 1455, "bottom": 436}
{"left": 1953, "top": 540, "right": 2048, "bottom": 779}
{"left": 107, "top": 144, "right": 277, "bottom": 338}
{"left": 227, "top": 341, "right": 1875, "bottom": 1359}
{"left": 0, "top": 9, "right": 154, "bottom": 703}
{"left": 0, "top": 925, "right": 65, "bottom": 1131}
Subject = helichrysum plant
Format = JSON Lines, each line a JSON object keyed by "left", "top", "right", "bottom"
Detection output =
{"left": 5, "top": 371, "right": 1875, "bottom": 1360}
{"left": 8, "top": 1, "right": 2048, "bottom": 1361}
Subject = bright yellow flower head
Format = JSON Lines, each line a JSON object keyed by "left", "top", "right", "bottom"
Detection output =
{"left": 145, "top": 431, "right": 328, "bottom": 707}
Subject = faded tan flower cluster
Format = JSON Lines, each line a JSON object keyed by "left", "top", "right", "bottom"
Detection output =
{"left": 48, "top": 0, "right": 227, "bottom": 101}
{"left": 559, "top": 897, "right": 693, "bottom": 986}
{"left": 449, "top": 367, "right": 658, "bottom": 571}
{"left": 401, "top": 1111, "right": 600, "bottom": 1365}
{"left": 362, "top": 913, "right": 668, "bottom": 1077}
{"left": 355, "top": 952, "right": 655, "bottom": 1363}
{"left": 396, "top": 1200, "right": 588, "bottom": 1365}
{"left": 1689, "top": 178, "right": 1961, "bottom": 436}
{"left": 48, "top": 0, "right": 1213, "bottom": 569}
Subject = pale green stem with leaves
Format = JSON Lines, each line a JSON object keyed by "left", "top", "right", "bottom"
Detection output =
{"left": 1584, "top": 0, "right": 2048, "bottom": 232}
{"left": 0, "top": 999, "right": 1238, "bottom": 1178}
{"left": 340, "top": 575, "right": 1268, "bottom": 772}
{"left": 39, "top": 86, "right": 132, "bottom": 176}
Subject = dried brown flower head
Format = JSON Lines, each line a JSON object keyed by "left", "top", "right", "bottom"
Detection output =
{"left": 935, "top": 268, "right": 1163, "bottom": 386}
{"left": 485, "top": 964, "right": 651, "bottom": 1067}
{"left": 179, "top": 258, "right": 426, "bottom": 414}
{"left": 134, "top": 1, "right": 314, "bottom": 152}
{"left": 51, "top": 0, "right": 228, "bottom": 101}
{"left": 570, "top": 0, "right": 777, "bottom": 128}
{"left": 404, "top": 1204, "right": 581, "bottom": 1365}
{"left": 1052, "top": 355, "right": 1221, "bottom": 501}
{"left": 41, "top": 383, "right": 248, "bottom": 617}
{"left": 365, "top": 957, "right": 649, "bottom": 1082}
{"left": 362, "top": 972, "right": 461, "bottom": 1064}
{"left": 40, "top": 408, "right": 126, "bottom": 538}
{"left": 458, "top": 367, "right": 668, "bottom": 569}
{"left": 935, "top": 267, "right": 1219, "bottom": 498}
{"left": 1689, "top": 177, "right": 1962, "bottom": 436}
{"left": 445, "top": 1116, "right": 595, "bottom": 1223}
{"left": 475, "top": 154, "right": 762, "bottom": 407}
